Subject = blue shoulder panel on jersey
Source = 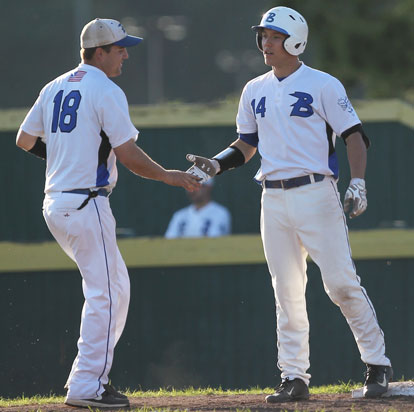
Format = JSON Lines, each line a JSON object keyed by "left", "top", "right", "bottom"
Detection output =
{"left": 239, "top": 132, "right": 259, "bottom": 148}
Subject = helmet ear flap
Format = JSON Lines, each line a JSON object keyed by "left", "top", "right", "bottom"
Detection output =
{"left": 284, "top": 35, "right": 306, "bottom": 56}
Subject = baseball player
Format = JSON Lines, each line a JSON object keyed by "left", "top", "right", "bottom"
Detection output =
{"left": 16, "top": 18, "right": 200, "bottom": 408}
{"left": 165, "top": 179, "right": 231, "bottom": 238}
{"left": 186, "top": 6, "right": 392, "bottom": 403}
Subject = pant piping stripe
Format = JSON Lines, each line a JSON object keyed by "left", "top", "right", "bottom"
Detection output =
{"left": 93, "top": 198, "right": 113, "bottom": 397}
{"left": 329, "top": 180, "right": 385, "bottom": 342}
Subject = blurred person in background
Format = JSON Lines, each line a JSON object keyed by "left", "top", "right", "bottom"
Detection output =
{"left": 165, "top": 178, "right": 231, "bottom": 238}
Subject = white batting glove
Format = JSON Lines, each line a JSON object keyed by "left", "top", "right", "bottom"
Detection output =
{"left": 344, "top": 178, "right": 367, "bottom": 219}
{"left": 186, "top": 154, "right": 220, "bottom": 184}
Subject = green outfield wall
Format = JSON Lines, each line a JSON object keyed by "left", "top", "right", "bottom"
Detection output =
{"left": 1, "top": 255, "right": 413, "bottom": 398}
{"left": 1, "top": 100, "right": 413, "bottom": 242}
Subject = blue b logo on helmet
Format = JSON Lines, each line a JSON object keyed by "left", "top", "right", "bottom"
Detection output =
{"left": 265, "top": 12, "right": 276, "bottom": 23}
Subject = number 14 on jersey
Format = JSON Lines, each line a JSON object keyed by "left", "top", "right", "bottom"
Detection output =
{"left": 251, "top": 97, "right": 266, "bottom": 119}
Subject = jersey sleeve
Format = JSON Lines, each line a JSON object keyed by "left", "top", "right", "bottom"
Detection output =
{"left": 20, "top": 90, "right": 46, "bottom": 138}
{"left": 236, "top": 83, "right": 258, "bottom": 139}
{"left": 320, "top": 77, "right": 361, "bottom": 136}
{"left": 98, "top": 87, "right": 139, "bottom": 148}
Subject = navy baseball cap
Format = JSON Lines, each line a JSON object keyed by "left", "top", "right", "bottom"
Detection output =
{"left": 81, "top": 18, "right": 143, "bottom": 48}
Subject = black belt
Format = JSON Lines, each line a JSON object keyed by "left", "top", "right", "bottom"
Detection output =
{"left": 264, "top": 173, "right": 325, "bottom": 189}
{"left": 63, "top": 188, "right": 110, "bottom": 210}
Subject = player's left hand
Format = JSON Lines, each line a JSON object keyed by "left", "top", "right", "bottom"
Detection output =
{"left": 344, "top": 178, "right": 367, "bottom": 219}
{"left": 186, "top": 154, "right": 220, "bottom": 184}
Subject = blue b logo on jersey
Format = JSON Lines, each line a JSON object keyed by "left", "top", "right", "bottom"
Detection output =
{"left": 289, "top": 92, "right": 314, "bottom": 118}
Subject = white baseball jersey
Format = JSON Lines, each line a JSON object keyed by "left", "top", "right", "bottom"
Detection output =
{"left": 20, "top": 63, "right": 138, "bottom": 193}
{"left": 21, "top": 62, "right": 138, "bottom": 399}
{"left": 165, "top": 201, "right": 231, "bottom": 238}
{"left": 243, "top": 63, "right": 391, "bottom": 384}
{"left": 236, "top": 63, "right": 361, "bottom": 181}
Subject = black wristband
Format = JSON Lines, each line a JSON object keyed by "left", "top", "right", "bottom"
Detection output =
{"left": 28, "top": 137, "right": 47, "bottom": 160}
{"left": 212, "top": 146, "right": 245, "bottom": 174}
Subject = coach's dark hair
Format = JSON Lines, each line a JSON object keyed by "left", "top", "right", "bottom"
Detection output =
{"left": 82, "top": 44, "right": 113, "bottom": 60}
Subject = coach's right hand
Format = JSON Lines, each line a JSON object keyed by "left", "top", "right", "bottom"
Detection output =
{"left": 163, "top": 170, "right": 202, "bottom": 192}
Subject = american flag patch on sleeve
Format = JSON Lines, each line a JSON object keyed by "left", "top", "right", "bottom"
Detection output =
{"left": 68, "top": 70, "right": 87, "bottom": 82}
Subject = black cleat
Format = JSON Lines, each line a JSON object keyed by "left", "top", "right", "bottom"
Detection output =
{"left": 65, "top": 390, "right": 130, "bottom": 408}
{"left": 265, "top": 378, "right": 310, "bottom": 403}
{"left": 103, "top": 383, "right": 128, "bottom": 400}
{"left": 363, "top": 364, "right": 393, "bottom": 398}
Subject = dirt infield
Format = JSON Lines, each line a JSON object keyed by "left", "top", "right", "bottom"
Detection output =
{"left": 2, "top": 393, "right": 414, "bottom": 412}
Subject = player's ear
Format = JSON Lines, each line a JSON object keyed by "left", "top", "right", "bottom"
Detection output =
{"left": 94, "top": 47, "right": 108, "bottom": 61}
{"left": 95, "top": 47, "right": 103, "bottom": 58}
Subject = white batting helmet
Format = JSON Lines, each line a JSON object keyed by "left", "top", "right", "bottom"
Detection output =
{"left": 252, "top": 6, "right": 308, "bottom": 56}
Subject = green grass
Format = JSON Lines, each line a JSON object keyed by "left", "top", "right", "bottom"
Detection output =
{"left": 126, "top": 385, "right": 274, "bottom": 397}
{"left": 0, "top": 393, "right": 66, "bottom": 407}
{"left": 310, "top": 381, "right": 361, "bottom": 394}
{"left": 2, "top": 381, "right": 411, "bottom": 412}
{"left": 0, "top": 382, "right": 362, "bottom": 408}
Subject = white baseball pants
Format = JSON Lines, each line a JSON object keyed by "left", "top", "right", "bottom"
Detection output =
{"left": 260, "top": 177, "right": 391, "bottom": 385}
{"left": 43, "top": 192, "right": 130, "bottom": 399}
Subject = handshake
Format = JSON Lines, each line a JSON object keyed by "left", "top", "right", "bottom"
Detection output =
{"left": 185, "top": 146, "right": 245, "bottom": 184}
{"left": 185, "top": 154, "right": 220, "bottom": 184}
